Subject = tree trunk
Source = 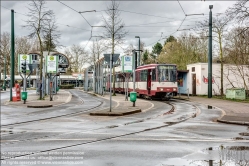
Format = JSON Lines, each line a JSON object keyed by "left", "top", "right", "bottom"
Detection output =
{"left": 38, "top": 33, "right": 43, "bottom": 100}
{"left": 218, "top": 33, "right": 224, "bottom": 96}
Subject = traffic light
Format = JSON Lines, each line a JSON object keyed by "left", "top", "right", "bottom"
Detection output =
{"left": 21, "top": 62, "right": 26, "bottom": 74}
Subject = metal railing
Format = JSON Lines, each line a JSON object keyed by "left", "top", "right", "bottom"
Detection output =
{"left": 178, "top": 88, "right": 189, "bottom": 99}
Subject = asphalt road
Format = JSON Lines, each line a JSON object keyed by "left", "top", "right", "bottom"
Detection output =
{"left": 1, "top": 90, "right": 249, "bottom": 166}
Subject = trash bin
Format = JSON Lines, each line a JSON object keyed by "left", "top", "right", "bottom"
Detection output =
{"left": 103, "top": 86, "right": 106, "bottom": 91}
{"left": 21, "top": 92, "right": 28, "bottom": 100}
{"left": 130, "top": 91, "right": 137, "bottom": 102}
{"left": 226, "top": 88, "right": 246, "bottom": 100}
{"left": 56, "top": 87, "right": 59, "bottom": 92}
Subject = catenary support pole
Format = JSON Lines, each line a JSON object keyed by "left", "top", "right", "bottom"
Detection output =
{"left": 208, "top": 5, "right": 213, "bottom": 98}
{"left": 10, "top": 9, "right": 15, "bottom": 101}
{"left": 138, "top": 38, "right": 140, "bottom": 66}
{"left": 109, "top": 54, "right": 113, "bottom": 112}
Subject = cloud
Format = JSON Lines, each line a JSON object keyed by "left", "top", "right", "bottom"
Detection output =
{"left": 1, "top": 1, "right": 236, "bottom": 54}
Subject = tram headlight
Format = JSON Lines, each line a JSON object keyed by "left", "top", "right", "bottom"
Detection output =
{"left": 173, "top": 88, "right": 177, "bottom": 91}
{"left": 160, "top": 88, "right": 163, "bottom": 91}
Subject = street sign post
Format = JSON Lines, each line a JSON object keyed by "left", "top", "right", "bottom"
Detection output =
{"left": 18, "top": 54, "right": 32, "bottom": 103}
{"left": 18, "top": 54, "right": 31, "bottom": 73}
{"left": 103, "top": 54, "right": 120, "bottom": 112}
{"left": 122, "top": 55, "right": 133, "bottom": 73}
{"left": 46, "top": 55, "right": 58, "bottom": 74}
{"left": 46, "top": 55, "right": 58, "bottom": 100}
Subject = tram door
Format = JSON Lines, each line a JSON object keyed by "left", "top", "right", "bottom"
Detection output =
{"left": 147, "top": 69, "right": 152, "bottom": 94}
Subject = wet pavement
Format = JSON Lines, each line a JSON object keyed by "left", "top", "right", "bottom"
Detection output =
{"left": 3, "top": 90, "right": 72, "bottom": 108}
{"left": 189, "top": 96, "right": 249, "bottom": 125}
{"left": 1, "top": 90, "right": 249, "bottom": 166}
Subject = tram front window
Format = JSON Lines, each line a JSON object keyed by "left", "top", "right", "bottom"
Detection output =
{"left": 158, "top": 65, "right": 177, "bottom": 82}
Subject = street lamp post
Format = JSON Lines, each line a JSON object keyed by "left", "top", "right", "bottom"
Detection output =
{"left": 135, "top": 36, "right": 140, "bottom": 66}
{"left": 4, "top": 54, "right": 6, "bottom": 91}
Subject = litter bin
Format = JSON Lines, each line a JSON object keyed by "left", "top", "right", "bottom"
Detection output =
{"left": 103, "top": 86, "right": 106, "bottom": 91}
{"left": 130, "top": 91, "right": 137, "bottom": 102}
{"left": 21, "top": 92, "right": 27, "bottom": 100}
{"left": 226, "top": 88, "right": 246, "bottom": 100}
{"left": 56, "top": 87, "right": 59, "bottom": 92}
{"left": 21, "top": 92, "right": 28, "bottom": 104}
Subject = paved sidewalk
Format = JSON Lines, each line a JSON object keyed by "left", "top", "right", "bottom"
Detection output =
{"left": 4, "top": 90, "right": 72, "bottom": 108}
{"left": 87, "top": 92, "right": 154, "bottom": 116}
{"left": 184, "top": 96, "right": 249, "bottom": 125}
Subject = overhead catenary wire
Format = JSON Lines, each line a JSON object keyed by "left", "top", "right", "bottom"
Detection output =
{"left": 146, "top": 1, "right": 188, "bottom": 47}
{"left": 1, "top": 2, "right": 233, "bottom": 52}
{"left": 0, "top": 5, "right": 29, "bottom": 16}
{"left": 57, "top": 23, "right": 92, "bottom": 31}
{"left": 0, "top": 4, "right": 92, "bottom": 33}
{"left": 57, "top": 0, "right": 92, "bottom": 27}
{"left": 83, "top": 36, "right": 92, "bottom": 50}
{"left": 117, "top": 9, "right": 175, "bottom": 20}
{"left": 177, "top": 0, "right": 187, "bottom": 16}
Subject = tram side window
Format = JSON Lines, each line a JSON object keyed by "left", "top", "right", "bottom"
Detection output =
{"left": 140, "top": 70, "right": 147, "bottom": 81}
{"left": 152, "top": 69, "right": 156, "bottom": 81}
{"left": 129, "top": 74, "right": 133, "bottom": 82}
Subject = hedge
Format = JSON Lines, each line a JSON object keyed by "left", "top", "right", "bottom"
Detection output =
{"left": 59, "top": 84, "right": 75, "bottom": 89}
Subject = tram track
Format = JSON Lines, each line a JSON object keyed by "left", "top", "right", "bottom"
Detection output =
{"left": 0, "top": 100, "right": 175, "bottom": 145}
{"left": 1, "top": 102, "right": 196, "bottom": 161}
{"left": 1, "top": 90, "right": 104, "bottom": 128}
{"left": 1, "top": 98, "right": 199, "bottom": 160}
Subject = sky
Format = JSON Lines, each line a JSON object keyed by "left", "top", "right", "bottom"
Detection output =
{"left": 1, "top": 1, "right": 237, "bottom": 55}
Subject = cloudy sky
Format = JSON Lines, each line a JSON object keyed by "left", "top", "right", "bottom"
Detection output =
{"left": 1, "top": 1, "right": 236, "bottom": 55}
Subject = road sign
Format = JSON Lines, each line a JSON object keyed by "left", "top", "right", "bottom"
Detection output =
{"left": 18, "top": 54, "right": 31, "bottom": 72}
{"left": 58, "top": 68, "right": 66, "bottom": 73}
{"left": 28, "top": 64, "right": 38, "bottom": 71}
{"left": 104, "top": 54, "right": 120, "bottom": 65}
{"left": 122, "top": 55, "right": 133, "bottom": 73}
{"left": 46, "top": 55, "right": 58, "bottom": 73}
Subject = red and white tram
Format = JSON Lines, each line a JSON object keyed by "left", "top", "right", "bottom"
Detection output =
{"left": 106, "top": 63, "right": 178, "bottom": 100}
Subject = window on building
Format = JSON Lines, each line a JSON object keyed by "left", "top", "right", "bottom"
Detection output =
{"left": 192, "top": 67, "right": 195, "bottom": 72}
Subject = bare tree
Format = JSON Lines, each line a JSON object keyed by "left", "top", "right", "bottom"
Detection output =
{"left": 102, "top": 0, "right": 128, "bottom": 95}
{"left": 64, "top": 45, "right": 88, "bottom": 73}
{"left": 224, "top": 27, "right": 249, "bottom": 90}
{"left": 124, "top": 42, "right": 145, "bottom": 56}
{"left": 88, "top": 39, "right": 106, "bottom": 92}
{"left": 24, "top": 0, "right": 54, "bottom": 99}
{"left": 198, "top": 15, "right": 231, "bottom": 95}
{"left": 227, "top": 0, "right": 249, "bottom": 24}
{"left": 89, "top": 39, "right": 106, "bottom": 66}
{"left": 1, "top": 32, "right": 34, "bottom": 75}
{"left": 0, "top": 32, "right": 11, "bottom": 74}
{"left": 226, "top": 0, "right": 249, "bottom": 40}
{"left": 43, "top": 14, "right": 61, "bottom": 55}
{"left": 15, "top": 36, "right": 33, "bottom": 74}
